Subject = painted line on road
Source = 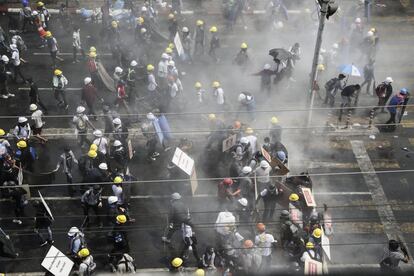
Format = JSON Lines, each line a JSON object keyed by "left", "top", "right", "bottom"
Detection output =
{"left": 409, "top": 138, "right": 414, "bottom": 145}
{"left": 314, "top": 192, "right": 371, "bottom": 195}
{"left": 32, "top": 52, "right": 112, "bottom": 56}
{"left": 402, "top": 119, "right": 414, "bottom": 128}
{"left": 351, "top": 140, "right": 413, "bottom": 260}
{"left": 308, "top": 160, "right": 400, "bottom": 170}
{"left": 18, "top": 87, "right": 81, "bottom": 91}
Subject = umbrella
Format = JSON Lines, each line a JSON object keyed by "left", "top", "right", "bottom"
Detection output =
{"left": 269, "top": 48, "right": 293, "bottom": 62}
{"left": 338, "top": 64, "right": 361, "bottom": 77}
{"left": 0, "top": 227, "right": 18, "bottom": 258}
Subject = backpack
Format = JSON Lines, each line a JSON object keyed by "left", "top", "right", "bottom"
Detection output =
{"left": 116, "top": 253, "right": 136, "bottom": 273}
{"left": 324, "top": 78, "right": 337, "bottom": 91}
{"left": 376, "top": 83, "right": 387, "bottom": 98}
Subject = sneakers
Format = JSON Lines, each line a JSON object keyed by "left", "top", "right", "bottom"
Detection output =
{"left": 12, "top": 219, "right": 22, "bottom": 224}
{"left": 7, "top": 93, "right": 15, "bottom": 97}
{"left": 161, "top": 236, "right": 171, "bottom": 243}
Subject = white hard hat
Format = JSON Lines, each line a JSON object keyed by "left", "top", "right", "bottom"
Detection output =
{"left": 29, "top": 104, "right": 38, "bottom": 111}
{"left": 113, "top": 140, "right": 122, "bottom": 147}
{"left": 93, "top": 129, "right": 103, "bottom": 137}
{"left": 260, "top": 160, "right": 270, "bottom": 168}
{"left": 67, "top": 226, "right": 80, "bottom": 237}
{"left": 385, "top": 77, "right": 393, "bottom": 83}
{"left": 355, "top": 17, "right": 361, "bottom": 23}
{"left": 320, "top": 48, "right": 326, "bottom": 53}
{"left": 76, "top": 106, "right": 85, "bottom": 113}
{"left": 141, "top": 6, "right": 147, "bottom": 12}
{"left": 367, "top": 31, "right": 374, "bottom": 37}
{"left": 238, "top": 198, "right": 248, "bottom": 207}
{"left": 1, "top": 55, "right": 9, "bottom": 63}
{"left": 32, "top": 11, "right": 38, "bottom": 16}
{"left": 10, "top": 44, "right": 17, "bottom": 50}
{"left": 332, "top": 43, "right": 339, "bottom": 49}
{"left": 84, "top": 77, "right": 92, "bottom": 85}
{"left": 238, "top": 93, "right": 246, "bottom": 102}
{"left": 171, "top": 193, "right": 182, "bottom": 200}
{"left": 18, "top": 117, "right": 27, "bottom": 123}
{"left": 98, "top": 163, "right": 108, "bottom": 170}
{"left": 115, "top": 67, "right": 123, "bottom": 74}
{"left": 264, "top": 63, "right": 271, "bottom": 70}
{"left": 161, "top": 53, "right": 169, "bottom": 59}
{"left": 242, "top": 166, "right": 252, "bottom": 174}
{"left": 276, "top": 21, "right": 284, "bottom": 29}
{"left": 182, "top": 26, "right": 189, "bottom": 33}
{"left": 112, "top": 118, "right": 121, "bottom": 125}
{"left": 168, "top": 60, "right": 175, "bottom": 67}
{"left": 146, "top": 112, "right": 156, "bottom": 120}
{"left": 140, "top": 28, "right": 147, "bottom": 34}
{"left": 108, "top": 196, "right": 118, "bottom": 204}
{"left": 130, "top": 60, "right": 138, "bottom": 67}
{"left": 240, "top": 137, "right": 249, "bottom": 144}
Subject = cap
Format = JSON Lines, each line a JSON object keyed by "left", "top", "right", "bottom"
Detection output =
{"left": 271, "top": 116, "right": 279, "bottom": 124}
{"left": 241, "top": 42, "right": 248, "bottom": 49}
{"left": 171, "top": 192, "right": 182, "bottom": 200}
{"left": 130, "top": 60, "right": 138, "bottom": 67}
{"left": 54, "top": 69, "right": 62, "bottom": 76}
{"left": 196, "top": 20, "right": 204, "bottom": 26}
{"left": 209, "top": 26, "right": 217, "bottom": 33}
{"left": 182, "top": 26, "right": 189, "bottom": 33}
{"left": 98, "top": 163, "right": 108, "bottom": 170}
{"left": 116, "top": 214, "right": 127, "bottom": 224}
{"left": 67, "top": 226, "right": 80, "bottom": 236}
{"left": 256, "top": 223, "right": 266, "bottom": 232}
{"left": 113, "top": 118, "right": 121, "bottom": 125}
{"left": 89, "top": 144, "right": 98, "bottom": 151}
{"left": 147, "top": 64, "right": 154, "bottom": 71}
{"left": 242, "top": 166, "right": 252, "bottom": 174}
{"left": 84, "top": 77, "right": 92, "bottom": 85}
{"left": 78, "top": 248, "right": 90, "bottom": 258}
{"left": 108, "top": 196, "right": 118, "bottom": 204}
{"left": 114, "top": 176, "right": 123, "bottom": 184}
{"left": 76, "top": 106, "right": 85, "bottom": 113}
{"left": 18, "top": 117, "right": 28, "bottom": 123}
{"left": 212, "top": 81, "right": 220, "bottom": 88}
{"left": 306, "top": 242, "right": 314, "bottom": 249}
{"left": 171, "top": 257, "right": 183, "bottom": 268}
{"left": 113, "top": 140, "right": 122, "bottom": 147}
{"left": 17, "top": 140, "right": 27, "bottom": 148}
{"left": 289, "top": 193, "right": 299, "bottom": 201}
{"left": 260, "top": 160, "right": 270, "bottom": 168}
{"left": 195, "top": 82, "right": 202, "bottom": 89}
{"left": 222, "top": 178, "right": 233, "bottom": 185}
{"left": 313, "top": 228, "right": 322, "bottom": 238}
{"left": 30, "top": 104, "right": 38, "bottom": 111}
{"left": 243, "top": 239, "right": 254, "bottom": 248}
{"left": 93, "top": 130, "right": 103, "bottom": 137}
{"left": 88, "top": 150, "right": 97, "bottom": 158}
{"left": 238, "top": 198, "right": 248, "bottom": 207}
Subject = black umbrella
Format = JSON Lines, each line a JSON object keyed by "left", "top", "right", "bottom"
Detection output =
{"left": 269, "top": 48, "right": 293, "bottom": 62}
{"left": 0, "top": 227, "right": 18, "bottom": 258}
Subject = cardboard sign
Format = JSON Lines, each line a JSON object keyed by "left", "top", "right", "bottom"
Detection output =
{"left": 270, "top": 156, "right": 290, "bottom": 175}
{"left": 127, "top": 139, "right": 133, "bottom": 160}
{"left": 190, "top": 169, "right": 198, "bottom": 195}
{"left": 174, "top": 32, "right": 184, "bottom": 57}
{"left": 301, "top": 187, "right": 316, "bottom": 207}
{"left": 222, "top": 134, "right": 237, "bottom": 152}
{"left": 304, "top": 259, "right": 323, "bottom": 275}
{"left": 322, "top": 230, "right": 331, "bottom": 261}
{"left": 41, "top": 246, "right": 74, "bottom": 276}
{"left": 289, "top": 202, "right": 303, "bottom": 228}
{"left": 261, "top": 147, "right": 272, "bottom": 163}
{"left": 38, "top": 190, "right": 54, "bottom": 221}
{"left": 172, "top": 147, "right": 194, "bottom": 176}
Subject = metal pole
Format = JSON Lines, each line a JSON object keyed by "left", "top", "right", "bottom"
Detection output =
{"left": 307, "top": 0, "right": 330, "bottom": 128}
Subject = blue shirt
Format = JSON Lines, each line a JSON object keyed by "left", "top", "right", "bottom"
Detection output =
{"left": 388, "top": 95, "right": 404, "bottom": 113}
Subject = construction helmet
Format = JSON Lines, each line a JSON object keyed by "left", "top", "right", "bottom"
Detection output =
{"left": 88, "top": 150, "right": 97, "bottom": 158}
{"left": 113, "top": 140, "right": 122, "bottom": 147}
{"left": 93, "top": 129, "right": 103, "bottom": 138}
{"left": 212, "top": 81, "right": 220, "bottom": 88}
{"left": 168, "top": 43, "right": 175, "bottom": 49}
{"left": 271, "top": 116, "right": 279, "bottom": 124}
{"left": 84, "top": 77, "right": 92, "bottom": 85}
{"left": 89, "top": 46, "right": 97, "bottom": 52}
{"left": 108, "top": 196, "right": 118, "bottom": 204}
{"left": 0, "top": 129, "right": 5, "bottom": 136}
{"left": 306, "top": 242, "right": 314, "bottom": 249}
{"left": 195, "top": 269, "right": 205, "bottom": 276}
{"left": 385, "top": 77, "right": 393, "bottom": 83}
{"left": 400, "top": 88, "right": 408, "bottom": 95}
{"left": 32, "top": 11, "right": 39, "bottom": 16}
{"left": 243, "top": 239, "right": 254, "bottom": 248}
{"left": 289, "top": 193, "right": 299, "bottom": 201}
{"left": 54, "top": 69, "right": 62, "bottom": 76}
{"left": 45, "top": 31, "right": 52, "bottom": 38}
{"left": 30, "top": 104, "right": 38, "bottom": 111}
{"left": 370, "top": 27, "right": 376, "bottom": 33}
{"left": 168, "top": 13, "right": 175, "bottom": 20}
{"left": 165, "top": 47, "right": 173, "bottom": 54}
{"left": 171, "top": 192, "right": 182, "bottom": 200}
{"left": 116, "top": 214, "right": 127, "bottom": 224}
{"left": 130, "top": 60, "right": 138, "bottom": 67}
{"left": 209, "top": 26, "right": 217, "bottom": 33}
{"left": 98, "top": 163, "right": 108, "bottom": 170}
{"left": 78, "top": 248, "right": 90, "bottom": 258}
{"left": 264, "top": 63, "right": 271, "bottom": 70}
{"left": 111, "top": 21, "right": 118, "bottom": 28}
{"left": 89, "top": 52, "right": 97, "bottom": 58}
{"left": 112, "top": 118, "right": 122, "bottom": 125}
{"left": 113, "top": 176, "right": 123, "bottom": 184}
{"left": 196, "top": 20, "right": 204, "bottom": 26}
{"left": 171, "top": 257, "right": 183, "bottom": 268}
{"left": 76, "top": 106, "right": 85, "bottom": 113}
{"left": 222, "top": 178, "right": 233, "bottom": 185}
{"left": 256, "top": 223, "right": 266, "bottom": 232}
{"left": 115, "top": 67, "right": 123, "bottom": 74}
{"left": 140, "top": 28, "right": 147, "bottom": 34}
{"left": 208, "top": 113, "right": 216, "bottom": 120}
{"left": 317, "top": 64, "right": 325, "bottom": 71}
{"left": 67, "top": 226, "right": 80, "bottom": 237}
{"left": 182, "top": 27, "right": 189, "bottom": 33}
{"left": 313, "top": 228, "right": 322, "bottom": 238}
{"left": 17, "top": 140, "right": 27, "bottom": 149}
{"left": 147, "top": 64, "right": 154, "bottom": 71}
{"left": 194, "top": 82, "right": 202, "bottom": 89}
{"left": 37, "top": 2, "right": 44, "bottom": 7}
{"left": 241, "top": 42, "right": 248, "bottom": 49}
{"left": 136, "top": 17, "right": 144, "bottom": 24}
{"left": 18, "top": 117, "right": 28, "bottom": 123}
{"left": 245, "top": 127, "right": 254, "bottom": 134}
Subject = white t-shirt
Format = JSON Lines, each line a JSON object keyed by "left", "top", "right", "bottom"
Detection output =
{"left": 214, "top": 87, "right": 224, "bottom": 105}
{"left": 245, "top": 135, "right": 257, "bottom": 154}
{"left": 93, "top": 137, "right": 108, "bottom": 155}
{"left": 215, "top": 211, "right": 236, "bottom": 236}
{"left": 11, "top": 50, "right": 20, "bottom": 66}
{"left": 31, "top": 110, "right": 44, "bottom": 128}
{"left": 255, "top": 232, "right": 275, "bottom": 256}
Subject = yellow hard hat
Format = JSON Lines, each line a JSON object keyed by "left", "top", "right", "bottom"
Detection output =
{"left": 194, "top": 82, "right": 202, "bottom": 89}
{"left": 17, "top": 140, "right": 27, "bottom": 149}
{"left": 212, "top": 81, "right": 220, "bottom": 88}
{"left": 317, "top": 64, "right": 325, "bottom": 71}
{"left": 245, "top": 127, "right": 253, "bottom": 134}
{"left": 370, "top": 27, "right": 376, "bottom": 33}
{"left": 168, "top": 43, "right": 175, "bottom": 49}
{"left": 209, "top": 26, "right": 217, "bottom": 33}
{"left": 89, "top": 144, "right": 98, "bottom": 151}
{"left": 89, "top": 52, "right": 97, "bottom": 58}
{"left": 171, "top": 257, "right": 183, "bottom": 268}
{"left": 196, "top": 20, "right": 204, "bottom": 26}
{"left": 289, "top": 193, "right": 299, "bottom": 201}
{"left": 271, "top": 116, "right": 279, "bottom": 124}
{"left": 37, "top": 2, "right": 44, "bottom": 7}
{"left": 147, "top": 64, "right": 154, "bottom": 71}
{"left": 78, "top": 248, "right": 90, "bottom": 258}
{"left": 313, "top": 228, "right": 322, "bottom": 238}
{"left": 88, "top": 150, "right": 97, "bottom": 158}
{"left": 208, "top": 113, "right": 216, "bottom": 120}
{"left": 306, "top": 242, "right": 314, "bottom": 249}
{"left": 45, "top": 31, "right": 52, "bottom": 38}
{"left": 168, "top": 13, "right": 175, "bottom": 19}
{"left": 54, "top": 69, "right": 62, "bottom": 76}
{"left": 111, "top": 21, "right": 118, "bottom": 28}
{"left": 89, "top": 46, "right": 96, "bottom": 52}
{"left": 113, "top": 176, "right": 123, "bottom": 184}
{"left": 116, "top": 214, "right": 127, "bottom": 224}
{"left": 0, "top": 128, "right": 5, "bottom": 136}
{"left": 241, "top": 42, "right": 248, "bottom": 49}
{"left": 165, "top": 47, "right": 173, "bottom": 54}
{"left": 195, "top": 269, "right": 205, "bottom": 276}
{"left": 136, "top": 17, "right": 144, "bottom": 24}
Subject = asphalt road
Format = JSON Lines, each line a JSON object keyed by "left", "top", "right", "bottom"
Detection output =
{"left": 1, "top": 0, "right": 414, "bottom": 274}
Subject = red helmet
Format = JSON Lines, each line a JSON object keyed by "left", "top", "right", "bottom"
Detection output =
{"left": 223, "top": 178, "right": 233, "bottom": 185}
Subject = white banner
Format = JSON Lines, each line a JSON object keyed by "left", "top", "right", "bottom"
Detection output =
{"left": 41, "top": 246, "right": 74, "bottom": 276}
{"left": 174, "top": 32, "right": 184, "bottom": 57}
{"left": 172, "top": 147, "right": 194, "bottom": 176}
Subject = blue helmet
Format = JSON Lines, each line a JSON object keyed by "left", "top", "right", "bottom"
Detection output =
{"left": 400, "top": 88, "right": 408, "bottom": 95}
{"left": 277, "top": 151, "right": 286, "bottom": 162}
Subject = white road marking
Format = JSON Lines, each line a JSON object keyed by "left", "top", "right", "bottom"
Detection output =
{"left": 18, "top": 87, "right": 82, "bottom": 91}
{"left": 32, "top": 53, "right": 112, "bottom": 56}
{"left": 314, "top": 192, "right": 371, "bottom": 195}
